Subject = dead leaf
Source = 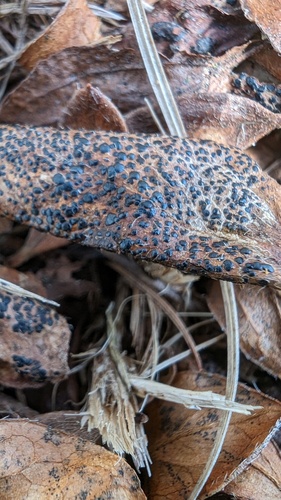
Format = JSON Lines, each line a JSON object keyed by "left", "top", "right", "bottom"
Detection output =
{"left": 20, "top": 0, "right": 101, "bottom": 70}
{"left": 148, "top": 0, "right": 258, "bottom": 57}
{"left": 224, "top": 441, "right": 281, "bottom": 499}
{"left": 146, "top": 371, "right": 281, "bottom": 499}
{"left": 36, "top": 410, "right": 101, "bottom": 443}
{"left": 127, "top": 93, "right": 281, "bottom": 148}
{"left": 0, "top": 420, "right": 146, "bottom": 499}
{"left": 0, "top": 41, "right": 259, "bottom": 127}
{"left": 0, "top": 264, "right": 47, "bottom": 297}
{"left": 253, "top": 45, "right": 281, "bottom": 82}
{"left": 1, "top": 125, "right": 281, "bottom": 288}
{"left": 232, "top": 72, "right": 281, "bottom": 114}
{"left": 61, "top": 84, "right": 127, "bottom": 132}
{"left": 207, "top": 282, "right": 281, "bottom": 378}
{"left": 35, "top": 254, "right": 97, "bottom": 301}
{"left": 0, "top": 289, "right": 71, "bottom": 388}
{"left": 6, "top": 228, "right": 69, "bottom": 268}
{"left": 240, "top": 0, "right": 281, "bottom": 53}
{"left": 0, "top": 392, "right": 38, "bottom": 419}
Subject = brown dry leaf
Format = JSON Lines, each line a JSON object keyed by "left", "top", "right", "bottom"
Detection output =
{"left": 36, "top": 411, "right": 101, "bottom": 443}
{"left": 0, "top": 41, "right": 258, "bottom": 128}
{"left": 0, "top": 420, "right": 146, "bottom": 500}
{"left": 7, "top": 228, "right": 69, "bottom": 268}
{"left": 127, "top": 93, "right": 281, "bottom": 148}
{"left": 0, "top": 289, "right": 71, "bottom": 388}
{"left": 36, "top": 254, "right": 97, "bottom": 301}
{"left": 0, "top": 46, "right": 138, "bottom": 126}
{"left": 178, "top": 94, "right": 281, "bottom": 148}
{"left": 207, "top": 282, "right": 281, "bottom": 378}
{"left": 20, "top": 0, "right": 101, "bottom": 70}
{"left": 61, "top": 84, "right": 127, "bottom": 132}
{"left": 240, "top": 0, "right": 281, "bottom": 53}
{"left": 1, "top": 125, "right": 281, "bottom": 287}
{"left": 146, "top": 371, "right": 281, "bottom": 499}
{"left": 0, "top": 393, "right": 38, "bottom": 419}
{"left": 253, "top": 45, "right": 281, "bottom": 81}
{"left": 0, "top": 264, "right": 47, "bottom": 297}
{"left": 223, "top": 440, "right": 281, "bottom": 499}
{"left": 147, "top": 0, "right": 258, "bottom": 57}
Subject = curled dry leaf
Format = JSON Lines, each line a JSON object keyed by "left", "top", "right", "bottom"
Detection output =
{"left": 223, "top": 441, "right": 281, "bottom": 499}
{"left": 0, "top": 289, "right": 71, "bottom": 388}
{"left": 207, "top": 282, "right": 281, "bottom": 378}
{"left": 20, "top": 0, "right": 102, "bottom": 70}
{"left": 1, "top": 126, "right": 281, "bottom": 287}
{"left": 0, "top": 420, "right": 146, "bottom": 500}
{"left": 240, "top": 0, "right": 281, "bottom": 53}
{"left": 61, "top": 84, "right": 127, "bottom": 132}
{"left": 35, "top": 253, "right": 98, "bottom": 301}
{"left": 146, "top": 371, "right": 281, "bottom": 499}
{"left": 0, "top": 392, "right": 38, "bottom": 419}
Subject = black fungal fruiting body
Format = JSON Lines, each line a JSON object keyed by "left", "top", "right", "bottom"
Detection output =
{"left": 233, "top": 73, "right": 281, "bottom": 114}
{"left": 0, "top": 125, "right": 281, "bottom": 287}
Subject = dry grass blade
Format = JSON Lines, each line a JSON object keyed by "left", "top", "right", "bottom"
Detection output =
{"left": 127, "top": 3, "right": 241, "bottom": 497}
{"left": 0, "top": 278, "right": 59, "bottom": 306}
{"left": 189, "top": 282, "right": 240, "bottom": 499}
{"left": 0, "top": 1, "right": 126, "bottom": 20}
{"left": 130, "top": 377, "right": 259, "bottom": 414}
{"left": 154, "top": 334, "right": 225, "bottom": 374}
{"left": 127, "top": 0, "right": 185, "bottom": 137}
{"left": 105, "top": 252, "right": 202, "bottom": 370}
{"left": 80, "top": 303, "right": 152, "bottom": 474}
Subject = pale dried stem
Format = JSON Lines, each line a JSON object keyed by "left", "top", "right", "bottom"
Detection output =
{"left": 0, "top": 278, "right": 59, "bottom": 306}
{"left": 81, "top": 304, "right": 152, "bottom": 473}
{"left": 131, "top": 376, "right": 258, "bottom": 415}
{"left": 127, "top": 0, "right": 185, "bottom": 137}
{"left": 189, "top": 282, "right": 240, "bottom": 499}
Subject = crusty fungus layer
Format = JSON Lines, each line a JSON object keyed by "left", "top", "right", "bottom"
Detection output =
{"left": 0, "top": 125, "right": 281, "bottom": 286}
